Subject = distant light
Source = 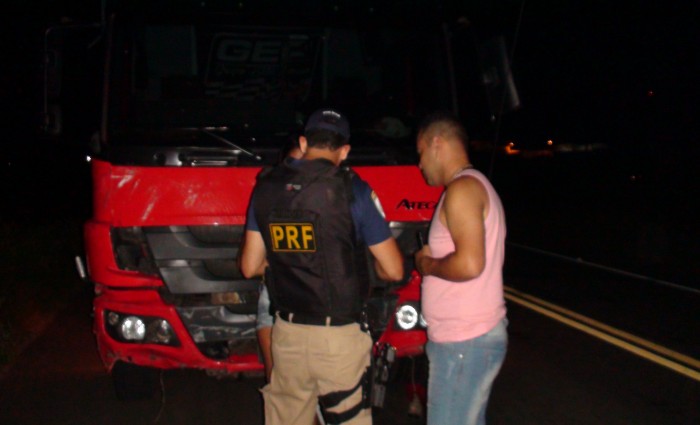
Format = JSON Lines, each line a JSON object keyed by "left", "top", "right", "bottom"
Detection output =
{"left": 547, "top": 140, "right": 553, "bottom": 146}
{"left": 86, "top": 155, "right": 92, "bottom": 163}
{"left": 647, "top": 90, "right": 654, "bottom": 97}
{"left": 505, "top": 141, "right": 520, "bottom": 155}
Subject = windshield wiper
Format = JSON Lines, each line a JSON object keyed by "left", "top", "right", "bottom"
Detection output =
{"left": 202, "top": 129, "right": 262, "bottom": 161}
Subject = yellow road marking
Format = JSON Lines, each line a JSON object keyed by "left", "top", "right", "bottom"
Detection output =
{"left": 504, "top": 286, "right": 700, "bottom": 382}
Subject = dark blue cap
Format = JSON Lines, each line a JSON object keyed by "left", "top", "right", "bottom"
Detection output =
{"left": 304, "top": 109, "right": 350, "bottom": 141}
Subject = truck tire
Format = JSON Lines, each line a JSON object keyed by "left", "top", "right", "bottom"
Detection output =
{"left": 111, "top": 361, "right": 159, "bottom": 401}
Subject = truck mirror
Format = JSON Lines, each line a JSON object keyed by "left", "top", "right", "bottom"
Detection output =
{"left": 43, "top": 104, "right": 63, "bottom": 136}
{"left": 42, "top": 43, "right": 63, "bottom": 135}
{"left": 45, "top": 47, "right": 63, "bottom": 98}
{"left": 477, "top": 35, "right": 521, "bottom": 118}
{"left": 41, "top": 23, "right": 102, "bottom": 137}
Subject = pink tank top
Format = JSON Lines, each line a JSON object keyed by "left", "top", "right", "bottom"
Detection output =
{"left": 421, "top": 168, "right": 507, "bottom": 343}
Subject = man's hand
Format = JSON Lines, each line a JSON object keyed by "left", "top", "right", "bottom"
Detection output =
{"left": 414, "top": 245, "right": 433, "bottom": 276}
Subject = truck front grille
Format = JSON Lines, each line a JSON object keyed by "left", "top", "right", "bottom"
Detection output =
{"left": 112, "top": 225, "right": 261, "bottom": 359}
{"left": 110, "top": 221, "right": 428, "bottom": 359}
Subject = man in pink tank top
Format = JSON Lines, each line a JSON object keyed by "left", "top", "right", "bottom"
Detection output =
{"left": 414, "top": 111, "right": 508, "bottom": 425}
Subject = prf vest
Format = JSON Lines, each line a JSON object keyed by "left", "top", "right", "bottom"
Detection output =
{"left": 253, "top": 158, "right": 368, "bottom": 321}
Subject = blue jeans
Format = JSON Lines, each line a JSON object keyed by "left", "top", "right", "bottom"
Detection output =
{"left": 426, "top": 318, "right": 508, "bottom": 425}
{"left": 257, "top": 284, "right": 274, "bottom": 330}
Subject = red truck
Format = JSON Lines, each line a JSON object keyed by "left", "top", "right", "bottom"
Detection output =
{"left": 43, "top": 0, "right": 504, "bottom": 403}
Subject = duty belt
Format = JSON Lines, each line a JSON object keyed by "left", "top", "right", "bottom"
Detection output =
{"left": 276, "top": 310, "right": 357, "bottom": 326}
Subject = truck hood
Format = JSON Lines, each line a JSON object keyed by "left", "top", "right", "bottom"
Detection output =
{"left": 91, "top": 159, "right": 441, "bottom": 226}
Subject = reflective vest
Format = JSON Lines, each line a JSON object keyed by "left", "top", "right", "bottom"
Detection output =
{"left": 253, "top": 158, "right": 368, "bottom": 321}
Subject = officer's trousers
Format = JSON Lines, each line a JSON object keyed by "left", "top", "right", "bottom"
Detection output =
{"left": 261, "top": 317, "right": 372, "bottom": 425}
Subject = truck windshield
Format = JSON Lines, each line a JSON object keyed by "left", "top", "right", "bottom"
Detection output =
{"left": 106, "top": 13, "right": 451, "bottom": 165}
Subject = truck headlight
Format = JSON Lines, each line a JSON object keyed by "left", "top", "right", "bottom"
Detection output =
{"left": 395, "top": 304, "right": 418, "bottom": 330}
{"left": 105, "top": 310, "right": 180, "bottom": 346}
{"left": 393, "top": 305, "right": 414, "bottom": 330}
{"left": 151, "top": 319, "right": 174, "bottom": 344}
{"left": 121, "top": 316, "right": 146, "bottom": 341}
{"left": 394, "top": 302, "right": 427, "bottom": 331}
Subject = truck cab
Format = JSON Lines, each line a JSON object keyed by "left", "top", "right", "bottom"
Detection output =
{"left": 45, "top": 0, "right": 487, "bottom": 402}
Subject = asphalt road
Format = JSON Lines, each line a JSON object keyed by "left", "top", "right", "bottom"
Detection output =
{"left": 1, "top": 246, "right": 698, "bottom": 425}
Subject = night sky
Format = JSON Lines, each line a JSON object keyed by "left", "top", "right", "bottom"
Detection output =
{"left": 486, "top": 2, "right": 699, "bottom": 153}
{"left": 2, "top": 1, "right": 699, "bottom": 153}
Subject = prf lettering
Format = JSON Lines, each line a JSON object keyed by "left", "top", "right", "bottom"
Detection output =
{"left": 269, "top": 223, "right": 316, "bottom": 252}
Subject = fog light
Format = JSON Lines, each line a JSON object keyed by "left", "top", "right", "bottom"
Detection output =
{"left": 104, "top": 310, "right": 180, "bottom": 346}
{"left": 149, "top": 319, "right": 175, "bottom": 344}
{"left": 120, "top": 316, "right": 146, "bottom": 341}
{"left": 107, "top": 311, "right": 120, "bottom": 326}
{"left": 395, "top": 305, "right": 419, "bottom": 330}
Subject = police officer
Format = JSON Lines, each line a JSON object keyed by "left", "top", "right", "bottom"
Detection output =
{"left": 241, "top": 108, "right": 404, "bottom": 425}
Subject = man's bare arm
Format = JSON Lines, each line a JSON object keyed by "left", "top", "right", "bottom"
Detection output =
{"left": 240, "top": 230, "right": 268, "bottom": 278}
{"left": 415, "top": 177, "right": 486, "bottom": 282}
{"left": 368, "top": 237, "right": 404, "bottom": 282}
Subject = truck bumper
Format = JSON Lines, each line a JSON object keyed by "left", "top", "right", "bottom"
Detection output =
{"left": 93, "top": 285, "right": 264, "bottom": 374}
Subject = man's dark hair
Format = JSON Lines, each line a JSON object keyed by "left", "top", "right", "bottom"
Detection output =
{"left": 418, "top": 111, "right": 469, "bottom": 148}
{"left": 305, "top": 128, "right": 349, "bottom": 151}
